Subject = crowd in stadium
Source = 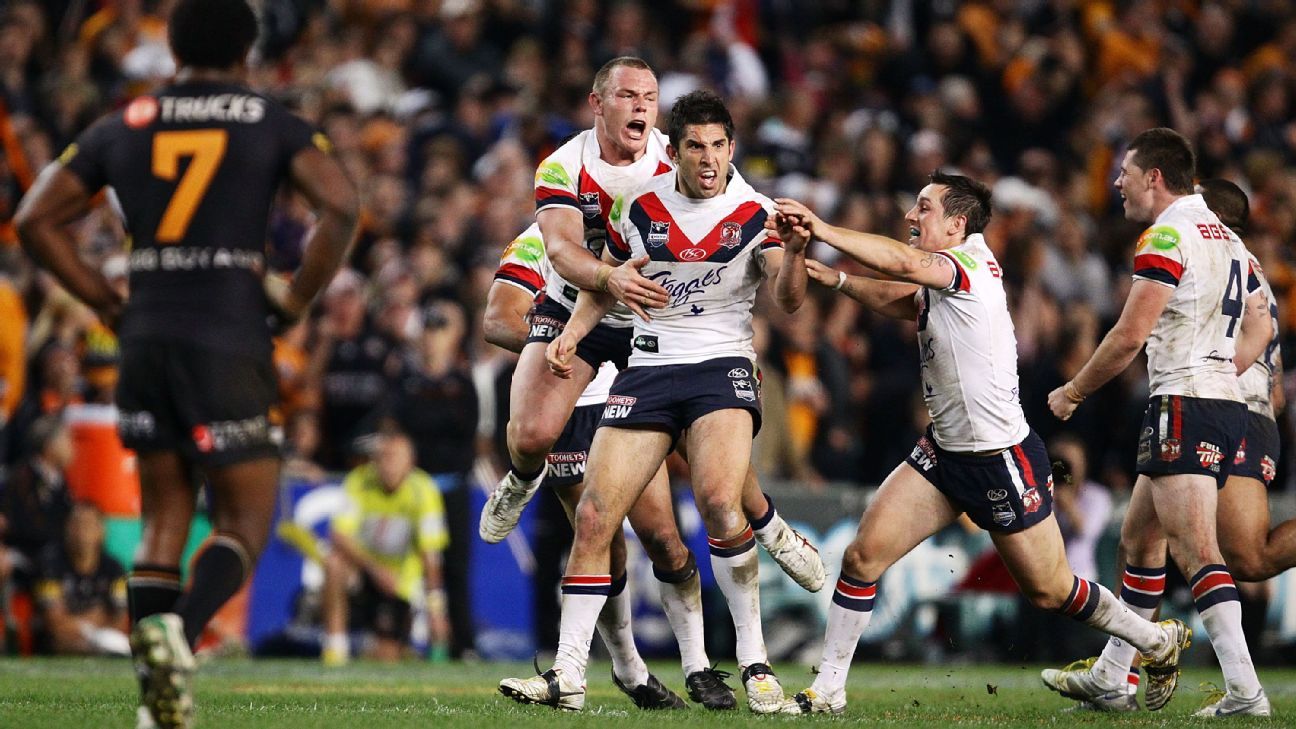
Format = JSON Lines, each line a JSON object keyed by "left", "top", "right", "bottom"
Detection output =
{"left": 2, "top": 0, "right": 1296, "bottom": 669}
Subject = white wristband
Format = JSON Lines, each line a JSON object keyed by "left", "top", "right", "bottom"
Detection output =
{"left": 834, "top": 270, "right": 847, "bottom": 291}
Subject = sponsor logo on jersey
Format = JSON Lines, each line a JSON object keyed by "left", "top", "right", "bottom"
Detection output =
{"left": 124, "top": 96, "right": 158, "bottom": 128}
{"left": 1262, "top": 455, "right": 1277, "bottom": 482}
{"left": 991, "top": 502, "right": 1016, "bottom": 527}
{"left": 529, "top": 313, "right": 564, "bottom": 340}
{"left": 1138, "top": 225, "right": 1180, "bottom": 252}
{"left": 633, "top": 335, "right": 658, "bottom": 353}
{"left": 951, "top": 250, "right": 979, "bottom": 270}
{"left": 504, "top": 235, "right": 544, "bottom": 264}
{"left": 1022, "top": 487, "right": 1042, "bottom": 514}
{"left": 732, "top": 378, "right": 756, "bottom": 402}
{"left": 127, "top": 247, "right": 264, "bottom": 273}
{"left": 1196, "top": 222, "right": 1231, "bottom": 241}
{"left": 986, "top": 488, "right": 1008, "bottom": 501}
{"left": 1234, "top": 438, "right": 1247, "bottom": 466}
{"left": 647, "top": 266, "right": 726, "bottom": 307}
{"left": 160, "top": 94, "right": 265, "bottom": 124}
{"left": 647, "top": 220, "right": 670, "bottom": 247}
{"left": 192, "top": 416, "right": 270, "bottom": 453}
{"left": 1160, "top": 437, "right": 1181, "bottom": 462}
{"left": 118, "top": 410, "right": 157, "bottom": 439}
{"left": 909, "top": 436, "right": 937, "bottom": 471}
{"left": 1197, "top": 441, "right": 1224, "bottom": 471}
{"left": 547, "top": 451, "right": 588, "bottom": 479}
{"left": 579, "top": 191, "right": 601, "bottom": 218}
{"left": 679, "top": 247, "right": 707, "bottom": 261}
{"left": 603, "top": 395, "right": 637, "bottom": 419}
{"left": 728, "top": 368, "right": 750, "bottom": 378}
{"left": 537, "top": 161, "right": 572, "bottom": 188}
{"left": 719, "top": 221, "right": 743, "bottom": 249}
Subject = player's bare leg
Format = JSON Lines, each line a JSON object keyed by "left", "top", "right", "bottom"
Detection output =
{"left": 1217, "top": 474, "right": 1296, "bottom": 581}
{"left": 1149, "top": 473, "right": 1268, "bottom": 715}
{"left": 552, "top": 473, "right": 685, "bottom": 709}
{"left": 686, "top": 409, "right": 783, "bottom": 713}
{"left": 500, "top": 426, "right": 670, "bottom": 710}
{"left": 783, "top": 462, "right": 958, "bottom": 715}
{"left": 480, "top": 342, "right": 596, "bottom": 543}
{"left": 320, "top": 551, "right": 352, "bottom": 667}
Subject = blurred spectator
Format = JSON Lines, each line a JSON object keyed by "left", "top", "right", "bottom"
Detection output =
{"left": 1, "top": 416, "right": 74, "bottom": 600}
{"left": 1049, "top": 434, "right": 1113, "bottom": 584}
{"left": 321, "top": 431, "right": 449, "bottom": 665}
{"left": 384, "top": 299, "right": 478, "bottom": 659}
{"left": 33, "top": 502, "right": 128, "bottom": 655}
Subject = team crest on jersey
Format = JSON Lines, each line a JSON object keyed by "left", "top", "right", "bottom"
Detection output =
{"left": 732, "top": 378, "right": 756, "bottom": 402}
{"left": 1262, "top": 455, "right": 1277, "bottom": 482}
{"left": 719, "top": 221, "right": 743, "bottom": 249}
{"left": 1160, "top": 437, "right": 1181, "bottom": 462}
{"left": 679, "top": 247, "right": 707, "bottom": 261}
{"left": 991, "top": 502, "right": 1016, "bottom": 527}
{"left": 124, "top": 96, "right": 158, "bottom": 128}
{"left": 580, "top": 191, "right": 601, "bottom": 217}
{"left": 647, "top": 221, "right": 670, "bottom": 247}
{"left": 1196, "top": 441, "right": 1223, "bottom": 471}
{"left": 1022, "top": 487, "right": 1043, "bottom": 514}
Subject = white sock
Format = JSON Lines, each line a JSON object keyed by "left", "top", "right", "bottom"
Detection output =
{"left": 708, "top": 526, "right": 766, "bottom": 668}
{"left": 597, "top": 573, "right": 650, "bottom": 687}
{"left": 324, "top": 632, "right": 349, "bottom": 655}
{"left": 655, "top": 554, "right": 710, "bottom": 676}
{"left": 1092, "top": 564, "right": 1164, "bottom": 688}
{"left": 811, "top": 573, "right": 876, "bottom": 696}
{"left": 1058, "top": 577, "right": 1166, "bottom": 655}
{"left": 553, "top": 575, "right": 611, "bottom": 683}
{"left": 1191, "top": 564, "right": 1263, "bottom": 698}
{"left": 750, "top": 494, "right": 783, "bottom": 549}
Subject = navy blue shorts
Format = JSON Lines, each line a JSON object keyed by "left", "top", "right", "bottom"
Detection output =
{"left": 545, "top": 403, "right": 600, "bottom": 488}
{"left": 598, "top": 357, "right": 762, "bottom": 442}
{"left": 1231, "top": 411, "right": 1280, "bottom": 487}
{"left": 1135, "top": 395, "right": 1247, "bottom": 488}
{"left": 905, "top": 426, "right": 1054, "bottom": 533}
{"left": 525, "top": 294, "right": 632, "bottom": 371}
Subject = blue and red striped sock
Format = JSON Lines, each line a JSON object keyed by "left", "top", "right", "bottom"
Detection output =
{"left": 813, "top": 572, "right": 877, "bottom": 696}
{"left": 1191, "top": 564, "right": 1261, "bottom": 698}
{"left": 553, "top": 574, "right": 611, "bottom": 681}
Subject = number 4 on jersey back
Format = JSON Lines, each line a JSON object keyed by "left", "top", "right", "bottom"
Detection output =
{"left": 1221, "top": 259, "right": 1243, "bottom": 337}
{"left": 152, "top": 129, "right": 227, "bottom": 243}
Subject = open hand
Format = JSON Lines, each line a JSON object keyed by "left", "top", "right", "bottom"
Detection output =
{"left": 606, "top": 256, "right": 668, "bottom": 320}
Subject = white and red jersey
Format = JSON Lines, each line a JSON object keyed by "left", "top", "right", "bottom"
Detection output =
{"left": 608, "top": 167, "right": 781, "bottom": 367}
{"left": 1238, "top": 248, "right": 1279, "bottom": 420}
{"left": 1131, "top": 194, "right": 1254, "bottom": 402}
{"left": 534, "top": 128, "right": 673, "bottom": 328}
{"left": 916, "top": 234, "right": 1030, "bottom": 452}
{"left": 493, "top": 224, "right": 616, "bottom": 407}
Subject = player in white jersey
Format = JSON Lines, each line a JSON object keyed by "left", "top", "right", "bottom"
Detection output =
{"left": 1041, "top": 129, "right": 1272, "bottom": 718}
{"left": 769, "top": 172, "right": 1189, "bottom": 717}
{"left": 500, "top": 90, "right": 807, "bottom": 714}
{"left": 485, "top": 224, "right": 823, "bottom": 710}
{"left": 478, "top": 60, "right": 823, "bottom": 588}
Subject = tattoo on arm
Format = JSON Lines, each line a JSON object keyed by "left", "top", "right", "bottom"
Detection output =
{"left": 920, "top": 253, "right": 937, "bottom": 268}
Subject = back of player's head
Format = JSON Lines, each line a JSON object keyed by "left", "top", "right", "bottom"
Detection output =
{"left": 1128, "top": 128, "right": 1195, "bottom": 195}
{"left": 168, "top": 0, "right": 259, "bottom": 70}
{"left": 1197, "top": 178, "right": 1250, "bottom": 234}
{"left": 667, "top": 90, "right": 734, "bottom": 149}
{"left": 931, "top": 170, "right": 992, "bottom": 235}
{"left": 592, "top": 56, "right": 655, "bottom": 98}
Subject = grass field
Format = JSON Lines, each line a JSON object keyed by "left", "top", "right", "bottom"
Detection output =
{"left": 0, "top": 657, "right": 1290, "bottom": 727}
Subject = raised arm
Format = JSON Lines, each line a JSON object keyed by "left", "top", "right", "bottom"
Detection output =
{"left": 1049, "top": 279, "right": 1173, "bottom": 419}
{"left": 772, "top": 198, "right": 956, "bottom": 290}
{"left": 806, "top": 259, "right": 920, "bottom": 320}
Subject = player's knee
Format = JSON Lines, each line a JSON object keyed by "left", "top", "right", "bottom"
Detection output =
{"left": 695, "top": 496, "right": 743, "bottom": 537}
{"left": 507, "top": 418, "right": 560, "bottom": 459}
{"left": 572, "top": 497, "right": 616, "bottom": 543}
{"left": 841, "top": 541, "right": 883, "bottom": 583}
{"left": 1026, "top": 583, "right": 1068, "bottom": 612}
{"left": 638, "top": 528, "right": 688, "bottom": 569}
{"left": 1223, "top": 548, "right": 1270, "bottom": 582}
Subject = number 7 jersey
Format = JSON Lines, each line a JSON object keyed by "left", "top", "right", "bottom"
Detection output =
{"left": 1131, "top": 193, "right": 1256, "bottom": 401}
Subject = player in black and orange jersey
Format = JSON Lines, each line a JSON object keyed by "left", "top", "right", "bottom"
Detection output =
{"left": 15, "top": 1, "right": 358, "bottom": 727}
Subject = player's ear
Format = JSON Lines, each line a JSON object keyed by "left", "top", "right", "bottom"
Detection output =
{"left": 589, "top": 90, "right": 603, "bottom": 117}
{"left": 666, "top": 144, "right": 678, "bottom": 163}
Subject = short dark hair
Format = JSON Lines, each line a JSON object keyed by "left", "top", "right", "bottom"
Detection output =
{"left": 930, "top": 170, "right": 992, "bottom": 234}
{"left": 592, "top": 56, "right": 654, "bottom": 98}
{"left": 666, "top": 90, "right": 734, "bottom": 149}
{"left": 168, "top": 0, "right": 259, "bottom": 70}
{"left": 1128, "top": 128, "right": 1195, "bottom": 195}
{"left": 1198, "top": 178, "right": 1250, "bottom": 234}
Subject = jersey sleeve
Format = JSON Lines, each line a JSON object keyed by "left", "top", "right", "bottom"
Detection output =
{"left": 1132, "top": 224, "right": 1186, "bottom": 288}
{"left": 534, "top": 139, "right": 582, "bottom": 214}
{"left": 277, "top": 107, "right": 329, "bottom": 173}
{"left": 1246, "top": 258, "right": 1263, "bottom": 296}
{"left": 59, "top": 116, "right": 119, "bottom": 192}
{"left": 607, "top": 195, "right": 634, "bottom": 262}
{"left": 415, "top": 474, "right": 450, "bottom": 554}
{"left": 494, "top": 229, "right": 546, "bottom": 294}
{"left": 934, "top": 251, "right": 972, "bottom": 293}
{"left": 756, "top": 202, "right": 783, "bottom": 252}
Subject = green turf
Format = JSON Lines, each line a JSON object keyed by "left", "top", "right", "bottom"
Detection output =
{"left": 0, "top": 657, "right": 1290, "bottom": 727}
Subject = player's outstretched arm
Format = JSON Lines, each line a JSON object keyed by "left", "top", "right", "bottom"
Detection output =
{"left": 538, "top": 207, "right": 669, "bottom": 320}
{"left": 772, "top": 198, "right": 955, "bottom": 290}
{"left": 15, "top": 166, "right": 123, "bottom": 327}
{"left": 807, "top": 259, "right": 920, "bottom": 320}
{"left": 482, "top": 282, "right": 535, "bottom": 353}
{"left": 1048, "top": 279, "right": 1172, "bottom": 420}
{"left": 1234, "top": 289, "right": 1273, "bottom": 375}
{"left": 281, "top": 145, "right": 360, "bottom": 322}
{"left": 766, "top": 210, "right": 808, "bottom": 312}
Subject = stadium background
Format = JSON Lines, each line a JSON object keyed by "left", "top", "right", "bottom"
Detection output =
{"left": 3, "top": 0, "right": 1296, "bottom": 669}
